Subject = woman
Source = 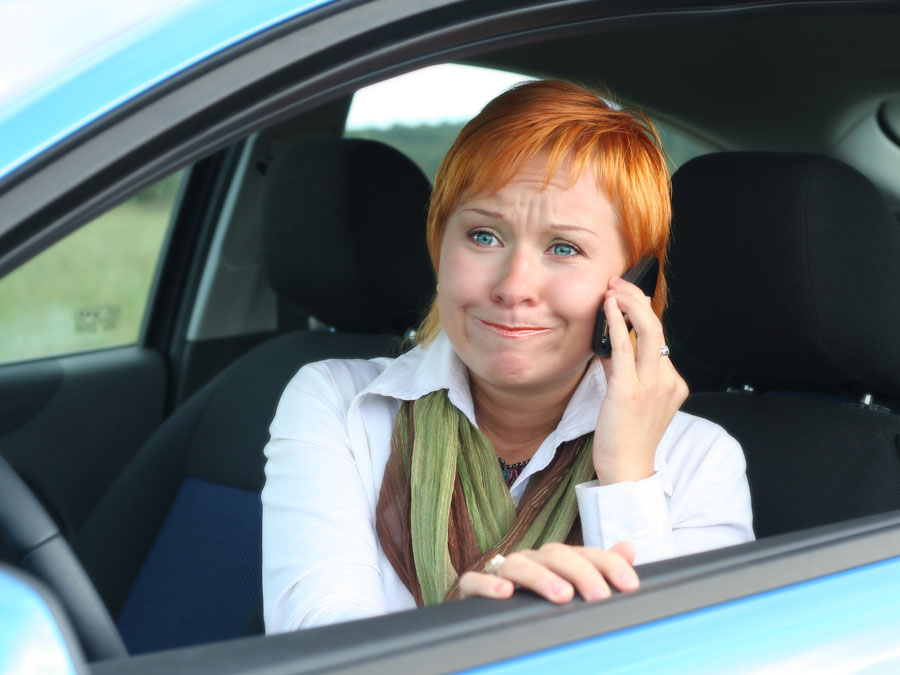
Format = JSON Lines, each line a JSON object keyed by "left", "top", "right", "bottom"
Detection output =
{"left": 262, "top": 80, "right": 753, "bottom": 631}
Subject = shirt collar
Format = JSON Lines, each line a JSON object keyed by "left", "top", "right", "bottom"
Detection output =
{"left": 360, "top": 332, "right": 477, "bottom": 425}
{"left": 360, "top": 334, "right": 672, "bottom": 496}
{"left": 361, "top": 331, "right": 609, "bottom": 439}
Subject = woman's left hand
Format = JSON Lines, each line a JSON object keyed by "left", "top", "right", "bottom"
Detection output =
{"left": 593, "top": 276, "right": 688, "bottom": 485}
{"left": 458, "top": 541, "right": 639, "bottom": 603}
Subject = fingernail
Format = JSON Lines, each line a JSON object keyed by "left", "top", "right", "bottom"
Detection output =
{"left": 551, "top": 582, "right": 570, "bottom": 600}
{"left": 590, "top": 586, "right": 610, "bottom": 601}
{"left": 619, "top": 570, "right": 639, "bottom": 590}
{"left": 495, "top": 580, "right": 510, "bottom": 595}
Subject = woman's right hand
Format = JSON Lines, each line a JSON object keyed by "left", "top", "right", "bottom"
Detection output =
{"left": 457, "top": 541, "right": 639, "bottom": 603}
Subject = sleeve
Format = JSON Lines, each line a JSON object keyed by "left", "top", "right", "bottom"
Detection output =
{"left": 575, "top": 418, "right": 754, "bottom": 564}
{"left": 261, "top": 362, "right": 387, "bottom": 632}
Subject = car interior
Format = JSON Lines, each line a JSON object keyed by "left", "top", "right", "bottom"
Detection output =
{"left": 3, "top": 3, "right": 900, "bottom": 668}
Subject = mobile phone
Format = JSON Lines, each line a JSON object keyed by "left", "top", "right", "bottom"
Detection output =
{"left": 592, "top": 256, "right": 659, "bottom": 357}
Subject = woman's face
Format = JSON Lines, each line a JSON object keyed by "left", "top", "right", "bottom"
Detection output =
{"left": 437, "top": 154, "right": 627, "bottom": 397}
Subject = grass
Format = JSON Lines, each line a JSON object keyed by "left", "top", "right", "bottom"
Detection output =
{"left": 0, "top": 197, "right": 173, "bottom": 364}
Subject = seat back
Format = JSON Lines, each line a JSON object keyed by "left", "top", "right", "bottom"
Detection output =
{"left": 665, "top": 152, "right": 900, "bottom": 537}
{"left": 74, "top": 139, "right": 434, "bottom": 653}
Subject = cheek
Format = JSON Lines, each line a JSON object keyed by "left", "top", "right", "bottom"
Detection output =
{"left": 545, "top": 274, "right": 606, "bottom": 327}
{"left": 437, "top": 243, "right": 478, "bottom": 329}
{"left": 438, "top": 244, "right": 489, "bottom": 302}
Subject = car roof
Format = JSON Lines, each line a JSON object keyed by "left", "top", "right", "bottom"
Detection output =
{"left": 470, "top": 10, "right": 900, "bottom": 208}
{"left": 0, "top": 0, "right": 333, "bottom": 181}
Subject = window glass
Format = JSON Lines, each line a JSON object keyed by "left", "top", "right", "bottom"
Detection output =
{"left": 652, "top": 118, "right": 719, "bottom": 171}
{"left": 346, "top": 65, "right": 718, "bottom": 179}
{"left": 0, "top": 171, "right": 184, "bottom": 364}
{"left": 345, "top": 64, "right": 532, "bottom": 182}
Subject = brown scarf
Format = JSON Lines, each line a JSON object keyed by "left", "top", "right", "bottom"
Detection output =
{"left": 375, "top": 390, "right": 595, "bottom": 606}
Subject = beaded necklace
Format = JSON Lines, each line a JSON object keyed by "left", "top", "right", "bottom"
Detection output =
{"left": 497, "top": 457, "right": 529, "bottom": 487}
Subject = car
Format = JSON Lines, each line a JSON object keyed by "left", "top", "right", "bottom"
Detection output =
{"left": 2, "top": 0, "right": 900, "bottom": 672}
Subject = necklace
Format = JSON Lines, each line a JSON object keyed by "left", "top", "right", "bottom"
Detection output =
{"left": 498, "top": 457, "right": 529, "bottom": 487}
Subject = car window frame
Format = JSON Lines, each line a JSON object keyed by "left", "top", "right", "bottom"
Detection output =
{"left": 3, "top": 0, "right": 900, "bottom": 670}
{"left": 89, "top": 510, "right": 900, "bottom": 674}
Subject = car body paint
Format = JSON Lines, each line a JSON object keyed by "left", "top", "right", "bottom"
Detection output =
{"left": 0, "top": 0, "right": 334, "bottom": 182}
{"left": 462, "top": 556, "right": 900, "bottom": 673}
{"left": 0, "top": 568, "right": 80, "bottom": 675}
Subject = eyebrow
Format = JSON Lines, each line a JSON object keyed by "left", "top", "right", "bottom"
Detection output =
{"left": 461, "top": 208, "right": 503, "bottom": 218}
{"left": 550, "top": 224, "right": 600, "bottom": 239}
{"left": 460, "top": 209, "right": 600, "bottom": 239}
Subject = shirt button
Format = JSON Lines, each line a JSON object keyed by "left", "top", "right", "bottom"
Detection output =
{"left": 615, "top": 531, "right": 628, "bottom": 542}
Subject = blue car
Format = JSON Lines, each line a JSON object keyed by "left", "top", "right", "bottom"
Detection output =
{"left": 2, "top": 0, "right": 900, "bottom": 672}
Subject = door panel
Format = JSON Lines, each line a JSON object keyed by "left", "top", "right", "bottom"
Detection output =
{"left": 0, "top": 347, "right": 166, "bottom": 537}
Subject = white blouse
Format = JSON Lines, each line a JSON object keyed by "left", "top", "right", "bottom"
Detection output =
{"left": 262, "top": 332, "right": 753, "bottom": 632}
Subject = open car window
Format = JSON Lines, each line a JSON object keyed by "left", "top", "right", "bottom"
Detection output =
{"left": 344, "top": 64, "right": 720, "bottom": 181}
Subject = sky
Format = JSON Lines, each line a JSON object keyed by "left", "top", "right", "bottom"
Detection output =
{"left": 346, "top": 64, "right": 531, "bottom": 129}
{"left": 0, "top": 0, "right": 530, "bottom": 127}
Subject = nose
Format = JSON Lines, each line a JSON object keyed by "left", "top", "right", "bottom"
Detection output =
{"left": 490, "top": 247, "right": 539, "bottom": 307}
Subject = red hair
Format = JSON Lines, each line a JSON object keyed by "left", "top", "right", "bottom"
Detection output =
{"left": 417, "top": 80, "right": 671, "bottom": 344}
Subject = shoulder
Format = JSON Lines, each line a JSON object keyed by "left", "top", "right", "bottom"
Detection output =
{"left": 282, "top": 356, "right": 394, "bottom": 411}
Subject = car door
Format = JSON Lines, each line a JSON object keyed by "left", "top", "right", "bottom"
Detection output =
{"left": 5, "top": 0, "right": 900, "bottom": 672}
{"left": 0, "top": 156, "right": 236, "bottom": 542}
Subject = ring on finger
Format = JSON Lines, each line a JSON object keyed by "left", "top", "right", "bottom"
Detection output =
{"left": 660, "top": 344, "right": 670, "bottom": 357}
{"left": 484, "top": 553, "right": 506, "bottom": 576}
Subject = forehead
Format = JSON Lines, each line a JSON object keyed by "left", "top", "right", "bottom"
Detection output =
{"left": 458, "top": 153, "right": 610, "bottom": 211}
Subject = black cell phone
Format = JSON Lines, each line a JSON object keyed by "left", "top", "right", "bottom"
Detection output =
{"left": 592, "top": 256, "right": 659, "bottom": 357}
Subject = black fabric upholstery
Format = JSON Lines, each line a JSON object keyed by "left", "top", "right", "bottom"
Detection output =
{"left": 261, "top": 138, "right": 435, "bottom": 334}
{"left": 75, "top": 331, "right": 400, "bottom": 618}
{"left": 74, "top": 139, "right": 432, "bottom": 651}
{"left": 683, "top": 393, "right": 900, "bottom": 537}
{"left": 667, "top": 152, "right": 900, "bottom": 537}
{"left": 666, "top": 152, "right": 900, "bottom": 397}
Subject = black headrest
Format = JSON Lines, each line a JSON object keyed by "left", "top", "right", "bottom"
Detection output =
{"left": 261, "top": 138, "right": 435, "bottom": 334}
{"left": 665, "top": 152, "right": 900, "bottom": 397}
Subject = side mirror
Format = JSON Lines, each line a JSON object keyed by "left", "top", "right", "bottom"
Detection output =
{"left": 0, "top": 563, "right": 88, "bottom": 674}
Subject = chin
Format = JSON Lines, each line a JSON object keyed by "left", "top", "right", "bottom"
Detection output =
{"left": 477, "top": 355, "right": 576, "bottom": 392}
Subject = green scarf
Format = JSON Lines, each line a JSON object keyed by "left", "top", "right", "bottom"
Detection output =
{"left": 376, "top": 389, "right": 596, "bottom": 606}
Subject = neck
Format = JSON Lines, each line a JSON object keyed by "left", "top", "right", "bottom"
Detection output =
{"left": 470, "top": 365, "right": 587, "bottom": 464}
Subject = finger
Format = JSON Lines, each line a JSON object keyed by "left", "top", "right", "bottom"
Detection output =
{"left": 602, "top": 296, "right": 636, "bottom": 378}
{"left": 610, "top": 287, "right": 664, "bottom": 383}
{"left": 458, "top": 571, "right": 514, "bottom": 600}
{"left": 609, "top": 541, "right": 637, "bottom": 565}
{"left": 525, "top": 543, "right": 612, "bottom": 602}
{"left": 578, "top": 545, "right": 640, "bottom": 592}
{"left": 498, "top": 551, "right": 575, "bottom": 604}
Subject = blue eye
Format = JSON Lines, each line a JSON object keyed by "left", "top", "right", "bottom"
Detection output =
{"left": 551, "top": 242, "right": 578, "bottom": 256}
{"left": 470, "top": 230, "right": 498, "bottom": 246}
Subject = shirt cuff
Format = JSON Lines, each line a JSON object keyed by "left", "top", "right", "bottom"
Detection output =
{"left": 575, "top": 473, "right": 674, "bottom": 564}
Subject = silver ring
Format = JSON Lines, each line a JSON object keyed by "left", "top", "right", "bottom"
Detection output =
{"left": 660, "top": 344, "right": 670, "bottom": 357}
{"left": 483, "top": 553, "right": 506, "bottom": 576}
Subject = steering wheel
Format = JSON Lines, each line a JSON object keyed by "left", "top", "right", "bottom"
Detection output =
{"left": 0, "top": 454, "right": 127, "bottom": 661}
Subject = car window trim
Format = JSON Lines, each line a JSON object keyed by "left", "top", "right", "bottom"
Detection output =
{"left": 89, "top": 509, "right": 900, "bottom": 675}
{"left": 3, "top": 0, "right": 895, "bottom": 277}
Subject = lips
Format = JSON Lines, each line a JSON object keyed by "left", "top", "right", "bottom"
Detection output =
{"left": 477, "top": 319, "right": 550, "bottom": 338}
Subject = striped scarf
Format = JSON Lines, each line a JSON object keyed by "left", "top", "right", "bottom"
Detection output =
{"left": 375, "top": 389, "right": 595, "bottom": 606}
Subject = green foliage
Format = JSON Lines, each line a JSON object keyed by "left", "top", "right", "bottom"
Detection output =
{"left": 0, "top": 176, "right": 181, "bottom": 364}
{"left": 346, "top": 122, "right": 466, "bottom": 182}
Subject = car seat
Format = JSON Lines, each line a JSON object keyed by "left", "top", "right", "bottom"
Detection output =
{"left": 664, "top": 152, "right": 900, "bottom": 538}
{"left": 72, "top": 139, "right": 435, "bottom": 654}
